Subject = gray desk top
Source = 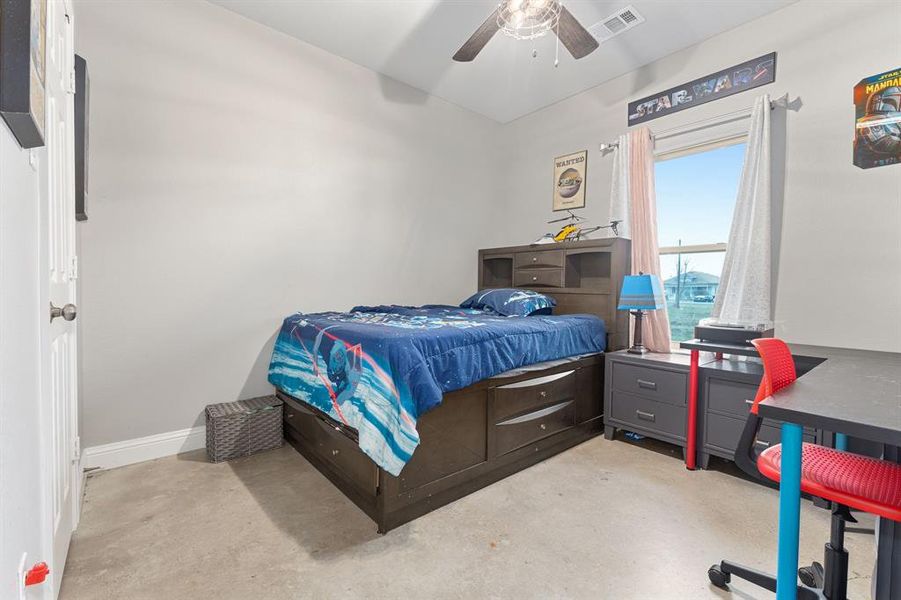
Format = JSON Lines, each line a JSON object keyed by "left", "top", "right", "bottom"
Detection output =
{"left": 758, "top": 344, "right": 901, "bottom": 447}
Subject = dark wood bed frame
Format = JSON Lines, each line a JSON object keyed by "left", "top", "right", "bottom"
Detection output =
{"left": 279, "top": 238, "right": 630, "bottom": 532}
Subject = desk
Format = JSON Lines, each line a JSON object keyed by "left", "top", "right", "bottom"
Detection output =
{"left": 758, "top": 346, "right": 901, "bottom": 600}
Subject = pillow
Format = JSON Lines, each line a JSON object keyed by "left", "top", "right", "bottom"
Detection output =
{"left": 460, "top": 289, "right": 556, "bottom": 317}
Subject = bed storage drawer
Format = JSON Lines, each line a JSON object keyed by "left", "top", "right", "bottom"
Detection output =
{"left": 494, "top": 399, "right": 576, "bottom": 456}
{"left": 283, "top": 399, "right": 376, "bottom": 494}
{"left": 494, "top": 370, "right": 576, "bottom": 422}
{"left": 514, "top": 269, "right": 565, "bottom": 288}
{"left": 514, "top": 249, "right": 565, "bottom": 269}
{"left": 608, "top": 390, "right": 686, "bottom": 441}
{"left": 610, "top": 361, "right": 687, "bottom": 405}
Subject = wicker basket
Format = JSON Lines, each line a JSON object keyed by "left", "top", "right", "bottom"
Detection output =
{"left": 205, "top": 396, "right": 283, "bottom": 463}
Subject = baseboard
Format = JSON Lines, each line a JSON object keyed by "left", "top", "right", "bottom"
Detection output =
{"left": 82, "top": 426, "right": 206, "bottom": 471}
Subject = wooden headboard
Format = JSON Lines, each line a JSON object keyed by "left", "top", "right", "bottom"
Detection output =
{"left": 477, "top": 237, "right": 631, "bottom": 350}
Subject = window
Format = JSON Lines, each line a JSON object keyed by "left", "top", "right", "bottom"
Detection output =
{"left": 655, "top": 142, "right": 746, "bottom": 343}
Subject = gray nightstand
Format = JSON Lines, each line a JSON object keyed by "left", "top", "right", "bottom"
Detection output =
{"left": 603, "top": 351, "right": 699, "bottom": 457}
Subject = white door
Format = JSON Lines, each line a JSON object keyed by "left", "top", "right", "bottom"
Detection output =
{"left": 41, "top": 0, "right": 78, "bottom": 595}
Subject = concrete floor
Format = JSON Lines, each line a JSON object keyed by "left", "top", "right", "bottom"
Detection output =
{"left": 61, "top": 436, "right": 876, "bottom": 599}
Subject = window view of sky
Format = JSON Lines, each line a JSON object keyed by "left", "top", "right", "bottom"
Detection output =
{"left": 655, "top": 142, "right": 746, "bottom": 281}
{"left": 655, "top": 142, "right": 745, "bottom": 342}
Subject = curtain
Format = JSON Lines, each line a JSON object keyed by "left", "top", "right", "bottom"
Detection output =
{"left": 711, "top": 94, "right": 773, "bottom": 328}
{"left": 609, "top": 128, "right": 672, "bottom": 352}
{"left": 608, "top": 133, "right": 631, "bottom": 239}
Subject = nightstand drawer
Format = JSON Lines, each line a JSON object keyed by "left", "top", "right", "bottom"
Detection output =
{"left": 611, "top": 361, "right": 687, "bottom": 405}
{"left": 494, "top": 369, "right": 576, "bottom": 423}
{"left": 515, "top": 249, "right": 564, "bottom": 269}
{"left": 705, "top": 412, "right": 816, "bottom": 454}
{"left": 514, "top": 269, "right": 564, "bottom": 288}
{"left": 707, "top": 378, "right": 759, "bottom": 417}
{"left": 609, "top": 390, "right": 686, "bottom": 440}
{"left": 494, "top": 399, "right": 575, "bottom": 456}
{"left": 757, "top": 422, "right": 817, "bottom": 449}
{"left": 704, "top": 412, "right": 746, "bottom": 453}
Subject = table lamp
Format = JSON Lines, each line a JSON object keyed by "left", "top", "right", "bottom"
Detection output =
{"left": 618, "top": 272, "right": 665, "bottom": 355}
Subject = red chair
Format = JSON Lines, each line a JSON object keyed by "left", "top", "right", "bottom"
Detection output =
{"left": 708, "top": 338, "right": 901, "bottom": 599}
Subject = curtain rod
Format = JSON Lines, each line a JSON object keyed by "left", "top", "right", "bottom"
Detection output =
{"left": 598, "top": 93, "right": 790, "bottom": 154}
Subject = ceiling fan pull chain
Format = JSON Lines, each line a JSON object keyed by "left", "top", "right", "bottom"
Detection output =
{"left": 554, "top": 1, "right": 561, "bottom": 68}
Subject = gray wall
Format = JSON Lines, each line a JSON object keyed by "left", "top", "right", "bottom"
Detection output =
{"left": 495, "top": 0, "right": 901, "bottom": 353}
{"left": 75, "top": 0, "right": 503, "bottom": 446}
{"left": 77, "top": 0, "right": 901, "bottom": 449}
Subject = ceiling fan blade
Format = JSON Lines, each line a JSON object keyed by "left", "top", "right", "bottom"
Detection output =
{"left": 453, "top": 8, "right": 501, "bottom": 62}
{"left": 554, "top": 6, "right": 599, "bottom": 59}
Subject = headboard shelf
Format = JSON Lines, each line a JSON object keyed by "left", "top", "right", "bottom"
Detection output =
{"left": 478, "top": 237, "right": 631, "bottom": 351}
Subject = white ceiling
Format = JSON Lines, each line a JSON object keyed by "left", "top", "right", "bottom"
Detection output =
{"left": 209, "top": 0, "right": 795, "bottom": 123}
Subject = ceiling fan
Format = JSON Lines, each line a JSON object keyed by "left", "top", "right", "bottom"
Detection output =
{"left": 453, "top": 0, "right": 599, "bottom": 63}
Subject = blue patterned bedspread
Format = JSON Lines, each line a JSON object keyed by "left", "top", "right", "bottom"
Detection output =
{"left": 268, "top": 305, "right": 606, "bottom": 475}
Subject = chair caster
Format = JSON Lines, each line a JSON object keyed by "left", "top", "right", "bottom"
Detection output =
{"left": 708, "top": 564, "right": 731, "bottom": 589}
{"left": 798, "top": 561, "right": 824, "bottom": 588}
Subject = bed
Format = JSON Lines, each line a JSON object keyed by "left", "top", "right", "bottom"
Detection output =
{"left": 272, "top": 238, "right": 629, "bottom": 532}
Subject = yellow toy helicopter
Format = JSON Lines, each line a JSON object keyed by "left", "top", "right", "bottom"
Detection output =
{"left": 543, "top": 211, "right": 621, "bottom": 243}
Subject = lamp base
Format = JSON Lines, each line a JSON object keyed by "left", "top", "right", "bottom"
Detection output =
{"left": 629, "top": 309, "right": 648, "bottom": 354}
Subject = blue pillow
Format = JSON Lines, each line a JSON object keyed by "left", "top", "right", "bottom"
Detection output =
{"left": 460, "top": 289, "right": 556, "bottom": 317}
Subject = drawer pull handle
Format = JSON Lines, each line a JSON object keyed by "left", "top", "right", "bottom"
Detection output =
{"left": 540, "top": 423, "right": 547, "bottom": 430}
{"left": 332, "top": 449, "right": 340, "bottom": 456}
{"left": 755, "top": 440, "right": 770, "bottom": 448}
{"left": 497, "top": 400, "right": 572, "bottom": 425}
{"left": 637, "top": 379, "right": 657, "bottom": 391}
{"left": 286, "top": 413, "right": 294, "bottom": 419}
{"left": 532, "top": 276, "right": 538, "bottom": 281}
{"left": 539, "top": 391, "right": 547, "bottom": 398}
{"left": 532, "top": 257, "right": 538, "bottom": 262}
{"left": 636, "top": 410, "right": 655, "bottom": 422}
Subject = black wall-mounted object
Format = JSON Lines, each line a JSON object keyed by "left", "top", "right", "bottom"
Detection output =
{"left": 627, "top": 52, "right": 777, "bottom": 126}
{"left": 74, "top": 54, "right": 89, "bottom": 221}
{"left": 0, "top": 0, "right": 47, "bottom": 149}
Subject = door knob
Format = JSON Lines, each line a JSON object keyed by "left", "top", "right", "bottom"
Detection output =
{"left": 50, "top": 302, "right": 77, "bottom": 322}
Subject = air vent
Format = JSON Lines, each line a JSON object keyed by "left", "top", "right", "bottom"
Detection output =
{"left": 588, "top": 5, "right": 645, "bottom": 42}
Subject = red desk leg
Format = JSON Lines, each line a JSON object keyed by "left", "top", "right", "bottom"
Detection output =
{"left": 686, "top": 349, "right": 699, "bottom": 470}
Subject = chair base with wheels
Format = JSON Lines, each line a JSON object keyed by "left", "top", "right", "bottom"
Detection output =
{"left": 709, "top": 501, "right": 857, "bottom": 600}
{"left": 707, "top": 338, "right": 901, "bottom": 600}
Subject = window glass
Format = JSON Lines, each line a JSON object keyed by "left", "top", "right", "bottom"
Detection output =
{"left": 655, "top": 143, "right": 745, "bottom": 342}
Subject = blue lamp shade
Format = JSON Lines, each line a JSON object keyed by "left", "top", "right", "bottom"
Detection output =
{"left": 618, "top": 274, "right": 665, "bottom": 311}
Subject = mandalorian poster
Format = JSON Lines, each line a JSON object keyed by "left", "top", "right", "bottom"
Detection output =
{"left": 853, "top": 68, "right": 901, "bottom": 169}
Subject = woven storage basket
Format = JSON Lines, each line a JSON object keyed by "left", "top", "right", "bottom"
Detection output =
{"left": 205, "top": 396, "right": 283, "bottom": 463}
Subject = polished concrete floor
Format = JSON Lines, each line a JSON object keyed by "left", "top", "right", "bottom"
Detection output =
{"left": 61, "top": 436, "right": 876, "bottom": 599}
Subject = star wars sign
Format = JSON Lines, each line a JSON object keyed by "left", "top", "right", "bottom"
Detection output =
{"left": 627, "top": 53, "right": 776, "bottom": 125}
{"left": 854, "top": 68, "right": 901, "bottom": 169}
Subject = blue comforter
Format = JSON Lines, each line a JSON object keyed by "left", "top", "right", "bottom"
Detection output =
{"left": 268, "top": 305, "right": 606, "bottom": 475}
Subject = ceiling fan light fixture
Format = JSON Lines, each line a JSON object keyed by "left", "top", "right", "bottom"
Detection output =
{"left": 497, "top": 0, "right": 561, "bottom": 41}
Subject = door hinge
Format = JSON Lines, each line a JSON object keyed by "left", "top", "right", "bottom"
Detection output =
{"left": 70, "top": 255, "right": 78, "bottom": 280}
{"left": 67, "top": 69, "right": 76, "bottom": 95}
{"left": 72, "top": 436, "right": 81, "bottom": 462}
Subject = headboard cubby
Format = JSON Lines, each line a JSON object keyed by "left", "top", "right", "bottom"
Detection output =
{"left": 478, "top": 237, "right": 631, "bottom": 350}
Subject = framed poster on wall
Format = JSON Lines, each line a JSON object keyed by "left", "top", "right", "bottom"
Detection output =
{"left": 0, "top": 0, "right": 47, "bottom": 149}
{"left": 553, "top": 150, "right": 587, "bottom": 211}
{"left": 853, "top": 67, "right": 900, "bottom": 170}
